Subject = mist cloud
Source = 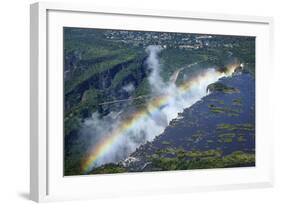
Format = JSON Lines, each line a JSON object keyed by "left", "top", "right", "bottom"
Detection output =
{"left": 122, "top": 83, "right": 135, "bottom": 93}
{"left": 80, "top": 45, "right": 231, "bottom": 170}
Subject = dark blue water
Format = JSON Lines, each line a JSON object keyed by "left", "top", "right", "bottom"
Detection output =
{"left": 129, "top": 72, "right": 255, "bottom": 167}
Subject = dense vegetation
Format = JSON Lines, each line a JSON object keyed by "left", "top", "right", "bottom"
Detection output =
{"left": 88, "top": 150, "right": 255, "bottom": 174}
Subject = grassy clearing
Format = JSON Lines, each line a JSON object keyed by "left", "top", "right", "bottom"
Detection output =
{"left": 208, "top": 104, "right": 241, "bottom": 116}
{"left": 216, "top": 123, "right": 255, "bottom": 131}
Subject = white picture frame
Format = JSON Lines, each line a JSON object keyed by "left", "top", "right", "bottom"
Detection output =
{"left": 30, "top": 1, "right": 274, "bottom": 202}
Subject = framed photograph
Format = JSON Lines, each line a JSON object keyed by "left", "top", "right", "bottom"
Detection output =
{"left": 30, "top": 2, "right": 274, "bottom": 202}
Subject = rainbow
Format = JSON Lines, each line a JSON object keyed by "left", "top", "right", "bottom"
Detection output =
{"left": 81, "top": 66, "right": 237, "bottom": 173}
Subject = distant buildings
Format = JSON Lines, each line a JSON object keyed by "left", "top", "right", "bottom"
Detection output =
{"left": 104, "top": 30, "right": 239, "bottom": 51}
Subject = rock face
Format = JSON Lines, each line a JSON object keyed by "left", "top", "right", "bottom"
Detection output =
{"left": 217, "top": 66, "right": 228, "bottom": 73}
{"left": 234, "top": 65, "right": 243, "bottom": 73}
{"left": 64, "top": 50, "right": 82, "bottom": 80}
